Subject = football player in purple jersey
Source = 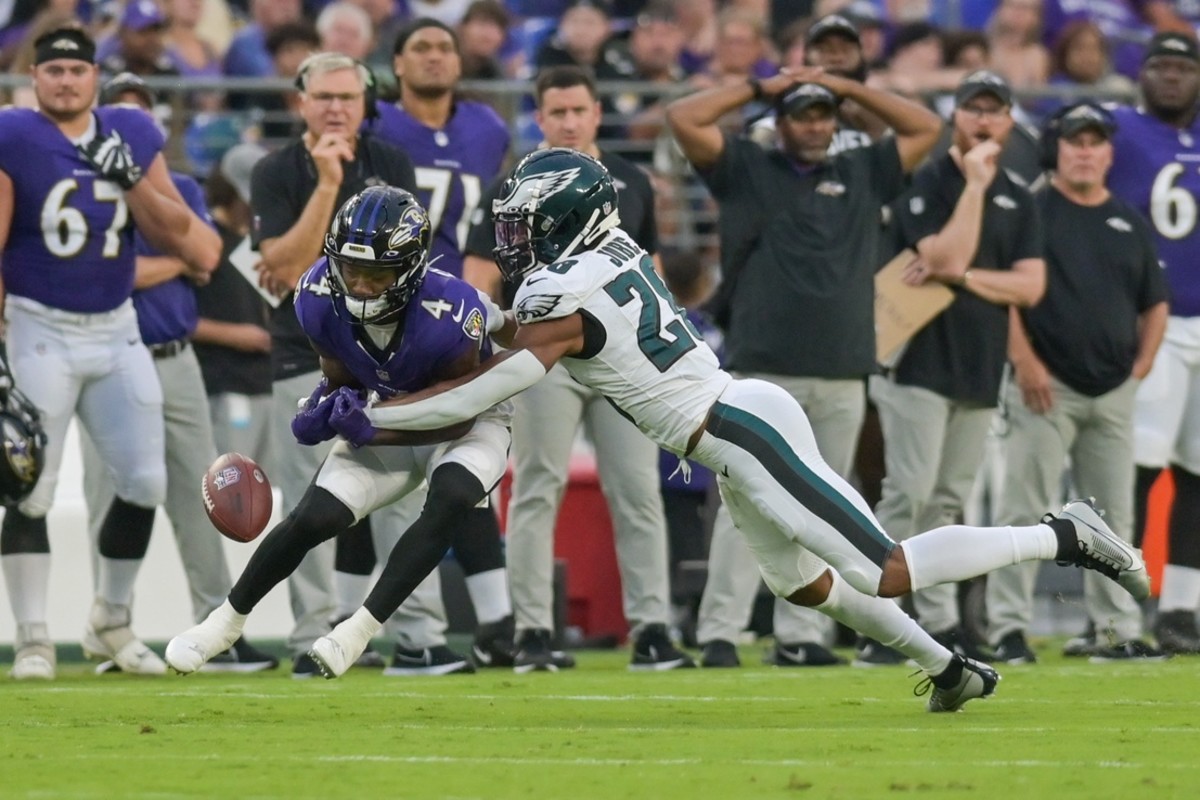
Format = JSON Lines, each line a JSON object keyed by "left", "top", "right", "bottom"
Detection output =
{"left": 165, "top": 186, "right": 515, "bottom": 679}
{"left": 1108, "top": 32, "right": 1200, "bottom": 655}
{"left": 371, "top": 17, "right": 511, "bottom": 279}
{"left": 0, "top": 26, "right": 217, "bottom": 680}
{"left": 368, "top": 17, "right": 517, "bottom": 668}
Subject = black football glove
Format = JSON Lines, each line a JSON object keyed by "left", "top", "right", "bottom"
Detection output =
{"left": 77, "top": 129, "right": 143, "bottom": 190}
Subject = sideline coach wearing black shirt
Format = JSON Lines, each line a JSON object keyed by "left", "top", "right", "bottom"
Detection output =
{"left": 666, "top": 64, "right": 941, "bottom": 665}
{"left": 250, "top": 52, "right": 416, "bottom": 669}
{"left": 871, "top": 71, "right": 1046, "bottom": 650}
{"left": 987, "top": 103, "right": 1168, "bottom": 662}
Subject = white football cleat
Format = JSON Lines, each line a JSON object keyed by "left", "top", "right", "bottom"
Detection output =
{"left": 82, "top": 599, "right": 166, "bottom": 675}
{"left": 308, "top": 608, "right": 383, "bottom": 680}
{"left": 1053, "top": 498, "right": 1150, "bottom": 600}
{"left": 165, "top": 600, "right": 247, "bottom": 674}
{"left": 11, "top": 623, "right": 56, "bottom": 681}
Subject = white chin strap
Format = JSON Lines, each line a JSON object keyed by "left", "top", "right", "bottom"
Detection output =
{"left": 345, "top": 295, "right": 392, "bottom": 323}
{"left": 557, "top": 208, "right": 621, "bottom": 262}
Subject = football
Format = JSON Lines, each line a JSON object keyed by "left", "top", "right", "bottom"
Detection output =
{"left": 201, "top": 452, "right": 273, "bottom": 543}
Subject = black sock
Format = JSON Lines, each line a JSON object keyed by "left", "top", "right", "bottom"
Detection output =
{"left": 98, "top": 497, "right": 155, "bottom": 559}
{"left": 1169, "top": 466, "right": 1200, "bottom": 569}
{"left": 1047, "top": 518, "right": 1079, "bottom": 562}
{"left": 1133, "top": 466, "right": 1162, "bottom": 549}
{"left": 931, "top": 655, "right": 963, "bottom": 689}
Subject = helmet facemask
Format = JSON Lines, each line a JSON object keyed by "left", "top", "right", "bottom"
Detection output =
{"left": 326, "top": 238, "right": 427, "bottom": 325}
{"left": 494, "top": 211, "right": 541, "bottom": 282}
{"left": 323, "top": 188, "right": 432, "bottom": 326}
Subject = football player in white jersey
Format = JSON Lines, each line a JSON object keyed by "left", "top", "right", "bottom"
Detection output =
{"left": 319, "top": 148, "right": 1150, "bottom": 711}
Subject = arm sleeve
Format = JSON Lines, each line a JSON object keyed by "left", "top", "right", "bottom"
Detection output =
{"left": 367, "top": 348, "right": 547, "bottom": 430}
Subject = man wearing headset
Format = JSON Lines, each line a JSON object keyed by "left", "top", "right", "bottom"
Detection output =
{"left": 250, "top": 51, "right": 417, "bottom": 676}
{"left": 986, "top": 103, "right": 1169, "bottom": 663}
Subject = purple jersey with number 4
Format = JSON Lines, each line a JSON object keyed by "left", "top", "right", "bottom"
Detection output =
{"left": 0, "top": 106, "right": 164, "bottom": 313}
{"left": 294, "top": 261, "right": 492, "bottom": 397}
{"left": 371, "top": 100, "right": 509, "bottom": 278}
{"left": 1108, "top": 105, "right": 1200, "bottom": 317}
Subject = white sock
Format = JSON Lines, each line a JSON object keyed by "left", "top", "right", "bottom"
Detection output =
{"left": 902, "top": 524, "right": 1058, "bottom": 592}
{"left": 97, "top": 557, "right": 142, "bottom": 608}
{"left": 334, "top": 572, "right": 372, "bottom": 620}
{"left": 1159, "top": 565, "right": 1200, "bottom": 612}
{"left": 465, "top": 568, "right": 511, "bottom": 624}
{"left": 2, "top": 553, "right": 50, "bottom": 625}
{"left": 335, "top": 607, "right": 383, "bottom": 650}
{"left": 813, "top": 570, "right": 952, "bottom": 676}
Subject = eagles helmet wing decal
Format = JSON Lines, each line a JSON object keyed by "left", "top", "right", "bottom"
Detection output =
{"left": 495, "top": 167, "right": 582, "bottom": 215}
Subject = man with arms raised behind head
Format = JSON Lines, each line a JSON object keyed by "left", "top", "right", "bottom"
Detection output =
{"left": 0, "top": 26, "right": 206, "bottom": 680}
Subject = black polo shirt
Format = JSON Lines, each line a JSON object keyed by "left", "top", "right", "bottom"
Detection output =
{"left": 890, "top": 153, "right": 1042, "bottom": 406}
{"left": 193, "top": 221, "right": 272, "bottom": 396}
{"left": 699, "top": 134, "right": 905, "bottom": 379}
{"left": 250, "top": 134, "right": 416, "bottom": 381}
{"left": 466, "top": 149, "right": 658, "bottom": 309}
{"left": 1024, "top": 186, "right": 1167, "bottom": 397}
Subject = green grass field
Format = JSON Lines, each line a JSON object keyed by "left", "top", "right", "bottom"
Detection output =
{"left": 1, "top": 642, "right": 1197, "bottom": 800}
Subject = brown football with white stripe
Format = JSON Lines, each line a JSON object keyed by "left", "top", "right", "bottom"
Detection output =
{"left": 201, "top": 452, "right": 272, "bottom": 542}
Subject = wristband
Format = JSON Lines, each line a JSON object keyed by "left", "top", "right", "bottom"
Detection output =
{"left": 957, "top": 269, "right": 973, "bottom": 287}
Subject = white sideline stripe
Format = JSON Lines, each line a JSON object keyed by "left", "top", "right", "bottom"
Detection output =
{"left": 31, "top": 686, "right": 1200, "bottom": 708}
{"left": 54, "top": 753, "right": 1200, "bottom": 770}
{"left": 13, "top": 716, "right": 1199, "bottom": 735}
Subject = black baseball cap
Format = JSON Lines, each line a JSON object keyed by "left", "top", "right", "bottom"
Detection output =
{"left": 778, "top": 82, "right": 839, "bottom": 116}
{"left": 1058, "top": 103, "right": 1116, "bottom": 139}
{"left": 955, "top": 69, "right": 1012, "bottom": 107}
{"left": 1144, "top": 32, "right": 1200, "bottom": 64}
{"left": 100, "top": 71, "right": 153, "bottom": 108}
{"left": 806, "top": 14, "right": 860, "bottom": 47}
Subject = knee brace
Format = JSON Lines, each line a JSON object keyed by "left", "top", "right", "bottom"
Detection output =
{"left": 0, "top": 507, "right": 49, "bottom": 555}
